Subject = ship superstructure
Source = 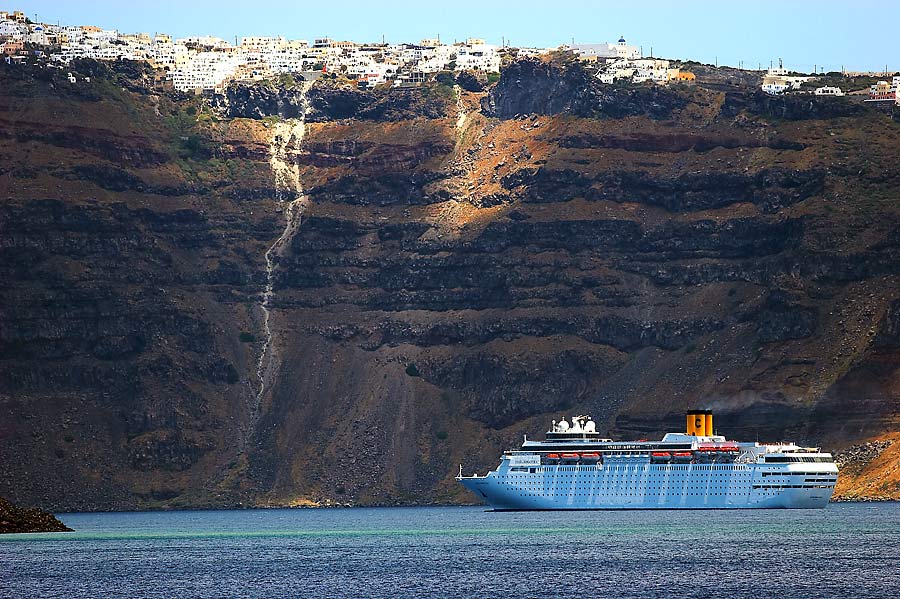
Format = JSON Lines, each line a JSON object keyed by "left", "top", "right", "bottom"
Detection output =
{"left": 457, "top": 410, "right": 838, "bottom": 510}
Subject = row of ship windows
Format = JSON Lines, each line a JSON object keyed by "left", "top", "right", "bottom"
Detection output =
{"left": 499, "top": 474, "right": 752, "bottom": 484}
{"left": 501, "top": 487, "right": 833, "bottom": 495}
{"left": 607, "top": 466, "right": 744, "bottom": 471}
{"left": 532, "top": 465, "right": 748, "bottom": 471}
{"left": 513, "top": 491, "right": 754, "bottom": 497}
{"left": 753, "top": 485, "right": 835, "bottom": 489}
{"left": 505, "top": 473, "right": 750, "bottom": 479}
{"left": 500, "top": 482, "right": 754, "bottom": 490}
{"left": 764, "top": 456, "right": 832, "bottom": 463}
{"left": 501, "top": 483, "right": 834, "bottom": 492}
{"left": 760, "top": 472, "right": 835, "bottom": 477}
{"left": 504, "top": 488, "right": 755, "bottom": 494}
{"left": 506, "top": 469, "right": 819, "bottom": 478}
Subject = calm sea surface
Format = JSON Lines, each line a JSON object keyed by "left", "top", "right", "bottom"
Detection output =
{"left": 1, "top": 503, "right": 899, "bottom": 598}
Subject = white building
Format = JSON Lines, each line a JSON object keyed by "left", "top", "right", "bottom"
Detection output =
{"left": 813, "top": 86, "right": 843, "bottom": 96}
{"left": 454, "top": 40, "right": 500, "bottom": 72}
{"left": 597, "top": 57, "right": 676, "bottom": 84}
{"left": 631, "top": 58, "right": 676, "bottom": 83}
{"left": 58, "top": 26, "right": 84, "bottom": 44}
{"left": 265, "top": 47, "right": 315, "bottom": 73}
{"left": 570, "top": 37, "right": 641, "bottom": 61}
{"left": 762, "top": 78, "right": 790, "bottom": 95}
{"left": 84, "top": 28, "right": 119, "bottom": 43}
{"left": 171, "top": 51, "right": 243, "bottom": 91}
{"left": 240, "top": 36, "right": 285, "bottom": 52}
{"left": 348, "top": 60, "right": 396, "bottom": 85}
{"left": 178, "top": 35, "right": 231, "bottom": 50}
{"left": 761, "top": 61, "right": 814, "bottom": 95}
{"left": 0, "top": 20, "right": 26, "bottom": 39}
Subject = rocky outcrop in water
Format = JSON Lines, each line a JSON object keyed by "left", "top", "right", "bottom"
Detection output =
{"left": 0, "top": 496, "right": 72, "bottom": 533}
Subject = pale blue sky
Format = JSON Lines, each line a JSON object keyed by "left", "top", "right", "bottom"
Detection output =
{"left": 9, "top": 0, "right": 897, "bottom": 72}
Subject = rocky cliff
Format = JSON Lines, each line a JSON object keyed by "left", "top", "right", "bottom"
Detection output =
{"left": 2, "top": 57, "right": 899, "bottom": 510}
{"left": 482, "top": 57, "right": 686, "bottom": 119}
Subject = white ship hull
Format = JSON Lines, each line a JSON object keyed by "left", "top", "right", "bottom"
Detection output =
{"left": 459, "top": 461, "right": 837, "bottom": 510}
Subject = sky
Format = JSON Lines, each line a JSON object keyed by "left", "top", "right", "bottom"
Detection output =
{"left": 9, "top": 0, "right": 898, "bottom": 73}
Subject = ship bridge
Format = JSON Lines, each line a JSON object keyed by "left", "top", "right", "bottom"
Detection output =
{"left": 542, "top": 415, "right": 610, "bottom": 442}
{"left": 519, "top": 412, "right": 754, "bottom": 460}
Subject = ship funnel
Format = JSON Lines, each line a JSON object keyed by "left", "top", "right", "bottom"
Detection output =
{"left": 686, "top": 410, "right": 711, "bottom": 436}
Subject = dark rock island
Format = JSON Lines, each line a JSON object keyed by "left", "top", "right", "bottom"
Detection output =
{"left": 0, "top": 496, "right": 72, "bottom": 533}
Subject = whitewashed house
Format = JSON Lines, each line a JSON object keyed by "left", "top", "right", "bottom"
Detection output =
{"left": 631, "top": 58, "right": 675, "bottom": 83}
{"left": 171, "top": 51, "right": 243, "bottom": 91}
{"left": 454, "top": 40, "right": 500, "bottom": 72}
{"left": 813, "top": 86, "right": 843, "bottom": 96}
{"left": 761, "top": 62, "right": 813, "bottom": 95}
{"left": 571, "top": 37, "right": 641, "bottom": 61}
{"left": 0, "top": 20, "right": 26, "bottom": 39}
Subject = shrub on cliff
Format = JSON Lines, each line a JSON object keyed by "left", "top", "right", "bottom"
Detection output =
{"left": 455, "top": 70, "right": 487, "bottom": 92}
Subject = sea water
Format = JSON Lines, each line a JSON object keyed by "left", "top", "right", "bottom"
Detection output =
{"left": 1, "top": 503, "right": 899, "bottom": 598}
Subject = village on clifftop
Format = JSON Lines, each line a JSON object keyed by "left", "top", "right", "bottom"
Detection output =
{"left": 1, "top": 6, "right": 898, "bottom": 103}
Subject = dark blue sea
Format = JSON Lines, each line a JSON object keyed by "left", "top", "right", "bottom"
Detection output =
{"left": 2, "top": 503, "right": 899, "bottom": 598}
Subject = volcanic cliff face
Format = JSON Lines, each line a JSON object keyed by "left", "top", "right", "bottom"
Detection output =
{"left": 2, "top": 57, "right": 900, "bottom": 509}
{"left": 482, "top": 57, "right": 687, "bottom": 119}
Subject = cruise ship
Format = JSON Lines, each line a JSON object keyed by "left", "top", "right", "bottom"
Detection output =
{"left": 457, "top": 410, "right": 838, "bottom": 510}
